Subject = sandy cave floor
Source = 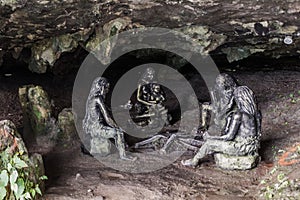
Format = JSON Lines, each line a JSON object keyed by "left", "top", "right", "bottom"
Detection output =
{"left": 0, "top": 66, "right": 300, "bottom": 200}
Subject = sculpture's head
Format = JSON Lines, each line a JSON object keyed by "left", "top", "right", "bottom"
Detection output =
{"left": 140, "top": 67, "right": 155, "bottom": 84}
{"left": 151, "top": 83, "right": 161, "bottom": 93}
{"left": 92, "top": 77, "right": 110, "bottom": 95}
{"left": 234, "top": 86, "right": 257, "bottom": 115}
{"left": 215, "top": 73, "right": 237, "bottom": 96}
{"left": 212, "top": 73, "right": 237, "bottom": 111}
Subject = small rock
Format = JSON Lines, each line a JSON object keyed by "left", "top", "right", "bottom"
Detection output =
{"left": 75, "top": 173, "right": 81, "bottom": 180}
{"left": 58, "top": 108, "right": 77, "bottom": 142}
{"left": 87, "top": 189, "right": 93, "bottom": 193}
{"left": 283, "top": 36, "right": 293, "bottom": 45}
{"left": 0, "top": 120, "right": 27, "bottom": 153}
{"left": 104, "top": 172, "right": 125, "bottom": 179}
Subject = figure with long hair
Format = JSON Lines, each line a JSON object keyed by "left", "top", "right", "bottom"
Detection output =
{"left": 201, "top": 73, "right": 238, "bottom": 131}
{"left": 182, "top": 86, "right": 261, "bottom": 167}
{"left": 83, "top": 77, "right": 135, "bottom": 160}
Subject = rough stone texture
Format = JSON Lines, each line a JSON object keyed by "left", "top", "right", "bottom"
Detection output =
{"left": 214, "top": 153, "right": 260, "bottom": 170}
{"left": 57, "top": 108, "right": 77, "bottom": 142}
{"left": 0, "top": 1, "right": 300, "bottom": 72}
{"left": 18, "top": 85, "right": 52, "bottom": 136}
{"left": 0, "top": 119, "right": 27, "bottom": 153}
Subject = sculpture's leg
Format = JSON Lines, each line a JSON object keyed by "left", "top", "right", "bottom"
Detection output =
{"left": 181, "top": 139, "right": 238, "bottom": 167}
{"left": 98, "top": 126, "right": 136, "bottom": 161}
{"left": 181, "top": 139, "right": 225, "bottom": 167}
{"left": 181, "top": 142, "right": 210, "bottom": 167}
{"left": 178, "top": 138, "right": 204, "bottom": 147}
{"left": 160, "top": 135, "right": 204, "bottom": 154}
{"left": 135, "top": 112, "right": 155, "bottom": 118}
{"left": 159, "top": 134, "right": 177, "bottom": 153}
{"left": 176, "top": 140, "right": 199, "bottom": 151}
{"left": 115, "top": 130, "right": 136, "bottom": 161}
{"left": 90, "top": 137, "right": 111, "bottom": 156}
{"left": 134, "top": 134, "right": 167, "bottom": 149}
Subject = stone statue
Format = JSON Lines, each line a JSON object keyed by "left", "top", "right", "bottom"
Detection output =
{"left": 182, "top": 86, "right": 262, "bottom": 169}
{"left": 137, "top": 67, "right": 156, "bottom": 106}
{"left": 134, "top": 67, "right": 168, "bottom": 126}
{"left": 83, "top": 77, "right": 135, "bottom": 160}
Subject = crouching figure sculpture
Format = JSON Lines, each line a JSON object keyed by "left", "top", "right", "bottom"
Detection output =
{"left": 83, "top": 77, "right": 135, "bottom": 161}
{"left": 182, "top": 86, "right": 262, "bottom": 170}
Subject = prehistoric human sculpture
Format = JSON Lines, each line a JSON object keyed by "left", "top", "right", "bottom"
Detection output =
{"left": 82, "top": 77, "right": 135, "bottom": 160}
{"left": 134, "top": 67, "right": 168, "bottom": 127}
{"left": 182, "top": 86, "right": 262, "bottom": 167}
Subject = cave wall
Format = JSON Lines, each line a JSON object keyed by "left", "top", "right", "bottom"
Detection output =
{"left": 0, "top": 0, "right": 300, "bottom": 73}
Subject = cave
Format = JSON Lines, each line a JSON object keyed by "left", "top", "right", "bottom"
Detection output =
{"left": 0, "top": 1, "right": 300, "bottom": 200}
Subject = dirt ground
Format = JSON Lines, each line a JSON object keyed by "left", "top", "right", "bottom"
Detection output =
{"left": 0, "top": 63, "right": 300, "bottom": 199}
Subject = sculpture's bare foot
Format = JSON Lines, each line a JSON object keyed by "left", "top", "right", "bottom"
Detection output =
{"left": 159, "top": 149, "right": 167, "bottom": 155}
{"left": 181, "top": 159, "right": 198, "bottom": 167}
{"left": 120, "top": 155, "right": 137, "bottom": 161}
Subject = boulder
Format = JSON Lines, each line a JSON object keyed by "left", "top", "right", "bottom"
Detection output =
{"left": 19, "top": 85, "right": 54, "bottom": 138}
{"left": 57, "top": 108, "right": 77, "bottom": 142}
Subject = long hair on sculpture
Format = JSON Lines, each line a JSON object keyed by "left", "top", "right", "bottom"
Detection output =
{"left": 89, "top": 77, "right": 110, "bottom": 98}
{"left": 234, "top": 86, "right": 257, "bottom": 116}
{"left": 213, "top": 73, "right": 238, "bottom": 112}
{"left": 215, "top": 73, "right": 237, "bottom": 91}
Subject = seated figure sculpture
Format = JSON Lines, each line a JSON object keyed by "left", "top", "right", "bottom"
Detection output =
{"left": 182, "top": 86, "right": 262, "bottom": 169}
{"left": 82, "top": 77, "right": 135, "bottom": 160}
{"left": 133, "top": 67, "right": 168, "bottom": 127}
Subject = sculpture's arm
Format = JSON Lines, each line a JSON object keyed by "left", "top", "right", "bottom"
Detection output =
{"left": 205, "top": 112, "right": 242, "bottom": 141}
{"left": 95, "top": 96, "right": 118, "bottom": 128}
{"left": 147, "top": 94, "right": 165, "bottom": 104}
{"left": 149, "top": 94, "right": 165, "bottom": 104}
{"left": 201, "top": 102, "right": 212, "bottom": 128}
{"left": 256, "top": 110, "right": 262, "bottom": 137}
{"left": 159, "top": 91, "right": 166, "bottom": 102}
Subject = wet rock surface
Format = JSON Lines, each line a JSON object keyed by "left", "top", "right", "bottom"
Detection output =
{"left": 1, "top": 1, "right": 300, "bottom": 73}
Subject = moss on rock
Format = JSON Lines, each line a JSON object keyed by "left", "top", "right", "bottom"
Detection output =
{"left": 85, "top": 17, "right": 132, "bottom": 65}
{"left": 57, "top": 108, "right": 77, "bottom": 142}
{"left": 18, "top": 85, "right": 52, "bottom": 136}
